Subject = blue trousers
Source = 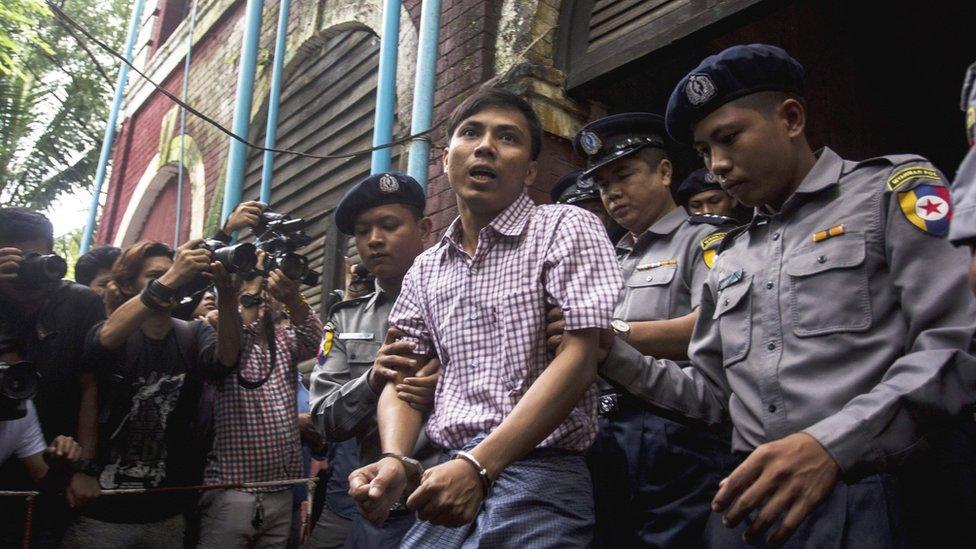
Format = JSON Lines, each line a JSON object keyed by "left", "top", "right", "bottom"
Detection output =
{"left": 400, "top": 434, "right": 594, "bottom": 549}
{"left": 705, "top": 472, "right": 907, "bottom": 548}
{"left": 345, "top": 511, "right": 414, "bottom": 548}
{"left": 589, "top": 397, "right": 731, "bottom": 548}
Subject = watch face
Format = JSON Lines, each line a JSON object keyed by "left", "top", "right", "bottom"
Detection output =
{"left": 611, "top": 319, "right": 629, "bottom": 334}
{"left": 240, "top": 294, "right": 262, "bottom": 307}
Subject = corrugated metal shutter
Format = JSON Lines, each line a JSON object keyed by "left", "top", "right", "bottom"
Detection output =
{"left": 588, "top": 0, "right": 674, "bottom": 50}
{"left": 559, "top": 0, "right": 765, "bottom": 89}
{"left": 243, "top": 28, "right": 390, "bottom": 313}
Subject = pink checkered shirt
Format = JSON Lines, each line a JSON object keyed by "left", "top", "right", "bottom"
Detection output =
{"left": 390, "top": 193, "right": 623, "bottom": 452}
{"left": 204, "top": 309, "right": 323, "bottom": 491}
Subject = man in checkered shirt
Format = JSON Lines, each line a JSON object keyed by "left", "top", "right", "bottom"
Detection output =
{"left": 347, "top": 88, "right": 623, "bottom": 547}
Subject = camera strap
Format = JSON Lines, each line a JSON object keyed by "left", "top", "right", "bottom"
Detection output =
{"left": 237, "top": 311, "right": 276, "bottom": 390}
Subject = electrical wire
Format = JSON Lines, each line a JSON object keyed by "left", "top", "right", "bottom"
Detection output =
{"left": 43, "top": 0, "right": 440, "bottom": 161}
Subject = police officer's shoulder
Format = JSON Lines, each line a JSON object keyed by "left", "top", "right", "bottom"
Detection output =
{"left": 327, "top": 293, "right": 374, "bottom": 319}
{"left": 717, "top": 224, "right": 750, "bottom": 254}
{"left": 851, "top": 154, "right": 947, "bottom": 193}
{"left": 688, "top": 213, "right": 737, "bottom": 227}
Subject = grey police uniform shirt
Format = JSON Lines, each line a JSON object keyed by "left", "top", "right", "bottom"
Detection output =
{"left": 950, "top": 61, "right": 976, "bottom": 245}
{"left": 601, "top": 147, "right": 976, "bottom": 475}
{"left": 309, "top": 287, "right": 435, "bottom": 466}
{"left": 601, "top": 208, "right": 728, "bottom": 386}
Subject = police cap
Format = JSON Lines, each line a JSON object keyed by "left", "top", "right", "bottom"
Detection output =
{"left": 573, "top": 113, "right": 671, "bottom": 178}
{"left": 665, "top": 44, "right": 805, "bottom": 144}
{"left": 676, "top": 168, "right": 724, "bottom": 207}
{"left": 550, "top": 169, "right": 599, "bottom": 205}
{"left": 334, "top": 172, "right": 426, "bottom": 235}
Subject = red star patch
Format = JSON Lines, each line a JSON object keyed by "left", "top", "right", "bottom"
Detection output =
{"left": 919, "top": 198, "right": 943, "bottom": 215}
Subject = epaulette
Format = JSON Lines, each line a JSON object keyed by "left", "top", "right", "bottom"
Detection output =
{"left": 688, "top": 213, "right": 736, "bottom": 226}
{"left": 717, "top": 224, "right": 750, "bottom": 254}
{"left": 327, "top": 292, "right": 374, "bottom": 318}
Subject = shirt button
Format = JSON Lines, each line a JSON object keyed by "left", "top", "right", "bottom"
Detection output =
{"left": 768, "top": 404, "right": 777, "bottom": 413}
{"left": 818, "top": 255, "right": 827, "bottom": 264}
{"left": 772, "top": 233, "right": 780, "bottom": 241}
{"left": 765, "top": 281, "right": 774, "bottom": 290}
{"left": 767, "top": 342, "right": 776, "bottom": 351}
{"left": 350, "top": 353, "right": 357, "bottom": 360}
{"left": 723, "top": 298, "right": 730, "bottom": 306}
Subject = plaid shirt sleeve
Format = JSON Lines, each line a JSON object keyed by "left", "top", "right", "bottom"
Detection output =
{"left": 388, "top": 261, "right": 435, "bottom": 356}
{"left": 544, "top": 209, "right": 623, "bottom": 331}
{"left": 287, "top": 308, "right": 324, "bottom": 363}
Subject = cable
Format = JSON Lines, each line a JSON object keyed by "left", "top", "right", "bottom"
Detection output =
{"left": 43, "top": 0, "right": 441, "bottom": 161}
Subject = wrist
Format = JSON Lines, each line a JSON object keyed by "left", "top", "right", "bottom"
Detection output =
{"left": 157, "top": 270, "right": 182, "bottom": 288}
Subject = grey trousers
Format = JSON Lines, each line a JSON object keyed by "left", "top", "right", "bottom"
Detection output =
{"left": 307, "top": 506, "right": 352, "bottom": 549}
{"left": 61, "top": 513, "right": 185, "bottom": 549}
{"left": 197, "top": 489, "right": 292, "bottom": 549}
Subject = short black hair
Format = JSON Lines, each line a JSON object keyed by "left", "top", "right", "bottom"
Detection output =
{"left": 447, "top": 88, "right": 544, "bottom": 160}
{"left": 0, "top": 207, "right": 54, "bottom": 249}
{"left": 75, "top": 246, "right": 122, "bottom": 286}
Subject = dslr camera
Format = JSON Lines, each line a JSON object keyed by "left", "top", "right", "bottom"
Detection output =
{"left": 18, "top": 252, "right": 67, "bottom": 285}
{"left": 0, "top": 335, "right": 40, "bottom": 421}
{"left": 254, "top": 209, "right": 320, "bottom": 286}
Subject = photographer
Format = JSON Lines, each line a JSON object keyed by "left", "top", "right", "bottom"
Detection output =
{"left": 0, "top": 207, "right": 102, "bottom": 547}
{"left": 196, "top": 245, "right": 323, "bottom": 549}
{"left": 62, "top": 240, "right": 241, "bottom": 548}
{"left": 0, "top": 343, "right": 87, "bottom": 502}
{"left": 74, "top": 246, "right": 122, "bottom": 315}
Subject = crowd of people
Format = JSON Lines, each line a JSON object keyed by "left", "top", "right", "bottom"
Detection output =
{"left": 1, "top": 42, "right": 976, "bottom": 548}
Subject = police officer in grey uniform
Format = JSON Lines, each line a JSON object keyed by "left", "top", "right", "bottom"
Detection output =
{"left": 550, "top": 168, "right": 627, "bottom": 243}
{"left": 582, "top": 43, "right": 976, "bottom": 547}
{"left": 555, "top": 113, "right": 734, "bottom": 547}
{"left": 950, "top": 61, "right": 976, "bottom": 295}
{"left": 309, "top": 172, "right": 439, "bottom": 548}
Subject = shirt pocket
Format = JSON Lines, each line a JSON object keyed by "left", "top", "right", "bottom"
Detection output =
{"left": 344, "top": 340, "right": 381, "bottom": 376}
{"left": 712, "top": 274, "right": 753, "bottom": 368}
{"left": 785, "top": 235, "right": 872, "bottom": 337}
{"left": 623, "top": 265, "right": 677, "bottom": 319}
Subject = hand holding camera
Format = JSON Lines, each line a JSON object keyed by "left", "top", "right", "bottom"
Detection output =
{"left": 158, "top": 239, "right": 213, "bottom": 289}
{"left": 223, "top": 200, "right": 266, "bottom": 234}
{"left": 0, "top": 247, "right": 67, "bottom": 286}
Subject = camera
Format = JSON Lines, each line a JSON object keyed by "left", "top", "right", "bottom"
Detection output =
{"left": 255, "top": 209, "right": 320, "bottom": 286}
{"left": 18, "top": 252, "right": 67, "bottom": 285}
{"left": 0, "top": 361, "right": 40, "bottom": 421}
{"left": 195, "top": 240, "right": 258, "bottom": 274}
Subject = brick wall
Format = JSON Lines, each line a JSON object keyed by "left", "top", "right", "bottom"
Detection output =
{"left": 97, "top": 0, "right": 578, "bottom": 248}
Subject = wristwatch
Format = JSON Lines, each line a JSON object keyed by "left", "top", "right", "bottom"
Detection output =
{"left": 610, "top": 318, "right": 630, "bottom": 342}
{"left": 239, "top": 293, "right": 264, "bottom": 308}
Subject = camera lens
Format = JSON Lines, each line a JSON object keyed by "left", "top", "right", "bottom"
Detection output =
{"left": 278, "top": 253, "right": 309, "bottom": 280}
{"left": 214, "top": 243, "right": 257, "bottom": 273}
{"left": 19, "top": 252, "right": 67, "bottom": 284}
{"left": 1, "top": 362, "right": 39, "bottom": 401}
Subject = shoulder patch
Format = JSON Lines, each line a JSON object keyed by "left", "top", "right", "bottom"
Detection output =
{"left": 700, "top": 231, "right": 727, "bottom": 269}
{"left": 717, "top": 225, "right": 749, "bottom": 254}
{"left": 327, "top": 293, "right": 373, "bottom": 317}
{"left": 317, "top": 320, "right": 337, "bottom": 365}
{"left": 898, "top": 184, "right": 953, "bottom": 237}
{"left": 688, "top": 213, "right": 736, "bottom": 226}
{"left": 887, "top": 165, "right": 943, "bottom": 191}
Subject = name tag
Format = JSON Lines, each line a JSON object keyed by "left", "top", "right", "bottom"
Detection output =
{"left": 337, "top": 332, "right": 374, "bottom": 341}
{"left": 718, "top": 269, "right": 744, "bottom": 291}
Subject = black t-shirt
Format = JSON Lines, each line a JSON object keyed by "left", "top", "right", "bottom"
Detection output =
{"left": 0, "top": 281, "right": 105, "bottom": 442}
{"left": 82, "top": 319, "right": 223, "bottom": 523}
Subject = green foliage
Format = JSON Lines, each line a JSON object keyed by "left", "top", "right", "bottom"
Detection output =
{"left": 0, "top": 0, "right": 130, "bottom": 212}
{"left": 53, "top": 226, "right": 82, "bottom": 280}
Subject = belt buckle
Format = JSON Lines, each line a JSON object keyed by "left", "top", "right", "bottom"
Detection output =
{"left": 599, "top": 393, "right": 619, "bottom": 416}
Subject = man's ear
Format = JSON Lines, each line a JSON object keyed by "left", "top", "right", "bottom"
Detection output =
{"left": 523, "top": 161, "right": 538, "bottom": 189}
{"left": 442, "top": 144, "right": 451, "bottom": 172}
{"left": 658, "top": 158, "right": 674, "bottom": 188}
{"left": 418, "top": 217, "right": 433, "bottom": 241}
{"left": 780, "top": 98, "right": 806, "bottom": 139}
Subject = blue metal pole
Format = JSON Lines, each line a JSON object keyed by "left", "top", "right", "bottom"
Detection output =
{"left": 221, "top": 0, "right": 265, "bottom": 225}
{"left": 259, "top": 0, "right": 291, "bottom": 205}
{"left": 370, "top": 0, "right": 401, "bottom": 173}
{"left": 174, "top": 0, "right": 200, "bottom": 246}
{"left": 79, "top": 0, "right": 147, "bottom": 254}
{"left": 406, "top": 0, "right": 442, "bottom": 190}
